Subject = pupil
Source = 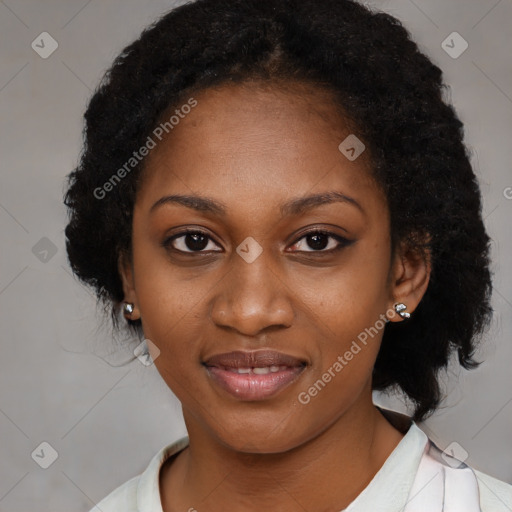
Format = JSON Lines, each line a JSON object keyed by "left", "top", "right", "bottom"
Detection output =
{"left": 186, "top": 233, "right": 208, "bottom": 251}
{"left": 308, "top": 233, "right": 328, "bottom": 250}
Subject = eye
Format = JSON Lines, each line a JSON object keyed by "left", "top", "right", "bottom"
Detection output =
{"left": 163, "top": 228, "right": 353, "bottom": 255}
{"left": 163, "top": 230, "right": 222, "bottom": 253}
{"left": 288, "top": 230, "right": 353, "bottom": 253}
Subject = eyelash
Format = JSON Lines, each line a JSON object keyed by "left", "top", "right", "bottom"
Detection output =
{"left": 162, "top": 228, "right": 353, "bottom": 255}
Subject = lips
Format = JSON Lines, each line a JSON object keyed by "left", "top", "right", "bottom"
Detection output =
{"left": 203, "top": 350, "right": 307, "bottom": 401}
{"left": 204, "top": 350, "right": 306, "bottom": 369}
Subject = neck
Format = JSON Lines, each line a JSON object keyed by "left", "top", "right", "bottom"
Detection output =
{"left": 160, "top": 395, "right": 406, "bottom": 512}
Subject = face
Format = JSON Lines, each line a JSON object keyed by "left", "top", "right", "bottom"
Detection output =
{"left": 121, "top": 81, "right": 423, "bottom": 453}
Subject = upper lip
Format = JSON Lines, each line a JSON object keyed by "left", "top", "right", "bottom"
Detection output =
{"left": 203, "top": 350, "right": 307, "bottom": 369}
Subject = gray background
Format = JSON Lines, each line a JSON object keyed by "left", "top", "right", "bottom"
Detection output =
{"left": 0, "top": 0, "right": 511, "bottom": 510}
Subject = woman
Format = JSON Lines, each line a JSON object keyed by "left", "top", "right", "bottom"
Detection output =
{"left": 64, "top": 0, "right": 512, "bottom": 510}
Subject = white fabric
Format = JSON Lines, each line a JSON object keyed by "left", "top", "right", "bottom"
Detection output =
{"left": 90, "top": 423, "right": 512, "bottom": 512}
{"left": 402, "top": 442, "right": 481, "bottom": 512}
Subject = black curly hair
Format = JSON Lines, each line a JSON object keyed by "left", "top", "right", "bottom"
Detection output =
{"left": 64, "top": 0, "right": 493, "bottom": 422}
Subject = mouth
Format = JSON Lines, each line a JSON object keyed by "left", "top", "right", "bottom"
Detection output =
{"left": 203, "top": 350, "right": 307, "bottom": 401}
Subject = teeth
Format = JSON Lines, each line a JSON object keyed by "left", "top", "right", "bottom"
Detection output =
{"left": 225, "top": 366, "right": 291, "bottom": 374}
{"left": 253, "top": 367, "right": 271, "bottom": 375}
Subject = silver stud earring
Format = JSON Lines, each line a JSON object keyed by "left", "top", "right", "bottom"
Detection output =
{"left": 394, "top": 302, "right": 410, "bottom": 319}
{"left": 123, "top": 302, "right": 135, "bottom": 318}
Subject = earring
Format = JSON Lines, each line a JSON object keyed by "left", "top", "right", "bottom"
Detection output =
{"left": 123, "top": 302, "right": 135, "bottom": 319}
{"left": 394, "top": 302, "right": 411, "bottom": 319}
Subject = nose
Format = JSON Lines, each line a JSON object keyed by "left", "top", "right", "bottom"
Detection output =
{"left": 210, "top": 251, "right": 294, "bottom": 337}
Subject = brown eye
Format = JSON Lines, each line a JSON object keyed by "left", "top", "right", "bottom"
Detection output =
{"left": 288, "top": 230, "right": 353, "bottom": 253}
{"left": 164, "top": 230, "right": 222, "bottom": 253}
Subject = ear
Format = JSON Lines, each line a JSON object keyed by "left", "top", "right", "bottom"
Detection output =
{"left": 387, "top": 237, "right": 431, "bottom": 322}
{"left": 118, "top": 252, "right": 141, "bottom": 321}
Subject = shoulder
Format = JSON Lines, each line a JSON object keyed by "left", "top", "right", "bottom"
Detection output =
{"left": 473, "top": 468, "right": 512, "bottom": 512}
{"left": 403, "top": 421, "right": 511, "bottom": 511}
{"left": 88, "top": 475, "right": 139, "bottom": 512}
{"left": 87, "top": 436, "right": 190, "bottom": 512}
{"left": 424, "top": 433, "right": 512, "bottom": 511}
{"left": 426, "top": 438, "right": 512, "bottom": 511}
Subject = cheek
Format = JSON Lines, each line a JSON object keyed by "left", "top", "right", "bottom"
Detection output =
{"left": 292, "top": 241, "right": 391, "bottom": 390}
{"left": 130, "top": 240, "right": 205, "bottom": 368}
{"left": 291, "top": 244, "right": 391, "bottom": 335}
{"left": 139, "top": 288, "right": 206, "bottom": 407}
{"left": 296, "top": 297, "right": 387, "bottom": 425}
{"left": 131, "top": 225, "right": 207, "bottom": 324}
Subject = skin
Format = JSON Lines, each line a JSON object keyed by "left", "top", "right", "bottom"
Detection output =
{"left": 120, "top": 80, "right": 430, "bottom": 512}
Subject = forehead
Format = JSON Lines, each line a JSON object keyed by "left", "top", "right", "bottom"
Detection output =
{"left": 137, "top": 81, "right": 382, "bottom": 211}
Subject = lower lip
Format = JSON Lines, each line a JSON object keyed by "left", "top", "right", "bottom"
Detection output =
{"left": 205, "top": 366, "right": 305, "bottom": 401}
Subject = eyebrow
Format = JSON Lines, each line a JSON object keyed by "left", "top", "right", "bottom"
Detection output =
{"left": 150, "top": 191, "right": 364, "bottom": 217}
{"left": 280, "top": 191, "right": 364, "bottom": 216}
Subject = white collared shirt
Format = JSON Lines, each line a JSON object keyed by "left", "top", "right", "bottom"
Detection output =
{"left": 89, "top": 422, "right": 511, "bottom": 511}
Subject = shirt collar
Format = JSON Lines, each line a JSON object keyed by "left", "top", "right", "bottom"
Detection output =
{"left": 343, "top": 421, "right": 429, "bottom": 511}
{"left": 137, "top": 435, "right": 190, "bottom": 512}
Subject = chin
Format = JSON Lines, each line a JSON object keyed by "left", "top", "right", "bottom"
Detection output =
{"left": 210, "top": 415, "right": 310, "bottom": 455}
